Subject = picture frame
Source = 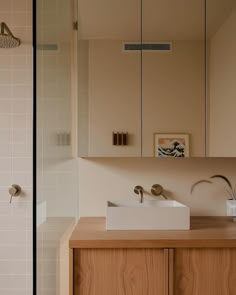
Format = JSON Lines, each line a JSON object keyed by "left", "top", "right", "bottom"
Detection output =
{"left": 154, "top": 133, "right": 189, "bottom": 158}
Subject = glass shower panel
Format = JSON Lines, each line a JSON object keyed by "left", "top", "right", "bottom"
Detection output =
{"left": 36, "top": 0, "right": 78, "bottom": 294}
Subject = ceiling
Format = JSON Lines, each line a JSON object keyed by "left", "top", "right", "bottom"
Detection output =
{"left": 78, "top": 0, "right": 235, "bottom": 41}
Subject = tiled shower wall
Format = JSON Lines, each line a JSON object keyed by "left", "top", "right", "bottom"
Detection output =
{"left": 0, "top": 1, "right": 32, "bottom": 294}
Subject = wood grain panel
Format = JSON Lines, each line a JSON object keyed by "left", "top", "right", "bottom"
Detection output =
{"left": 168, "top": 249, "right": 174, "bottom": 295}
{"left": 74, "top": 248, "right": 167, "bottom": 295}
{"left": 69, "top": 249, "right": 73, "bottom": 295}
{"left": 174, "top": 248, "right": 236, "bottom": 295}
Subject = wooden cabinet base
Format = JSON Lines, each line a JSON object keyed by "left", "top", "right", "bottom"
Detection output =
{"left": 70, "top": 218, "right": 236, "bottom": 295}
{"left": 73, "top": 248, "right": 168, "bottom": 295}
{"left": 174, "top": 248, "right": 236, "bottom": 295}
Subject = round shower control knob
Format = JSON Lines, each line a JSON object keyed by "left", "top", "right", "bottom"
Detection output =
{"left": 9, "top": 184, "right": 22, "bottom": 203}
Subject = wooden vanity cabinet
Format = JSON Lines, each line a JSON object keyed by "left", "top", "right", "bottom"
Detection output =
{"left": 73, "top": 248, "right": 168, "bottom": 295}
{"left": 70, "top": 217, "right": 236, "bottom": 295}
{"left": 173, "top": 248, "right": 236, "bottom": 295}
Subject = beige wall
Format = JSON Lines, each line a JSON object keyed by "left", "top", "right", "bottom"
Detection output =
{"left": 209, "top": 9, "right": 236, "bottom": 156}
{"left": 78, "top": 157, "right": 236, "bottom": 217}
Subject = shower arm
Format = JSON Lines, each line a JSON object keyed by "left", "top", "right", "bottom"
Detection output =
{"left": 1, "top": 22, "right": 15, "bottom": 37}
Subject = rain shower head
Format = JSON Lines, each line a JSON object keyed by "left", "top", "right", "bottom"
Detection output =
{"left": 0, "top": 22, "right": 21, "bottom": 48}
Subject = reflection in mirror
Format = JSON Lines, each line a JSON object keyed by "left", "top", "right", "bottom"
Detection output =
{"left": 77, "top": 0, "right": 141, "bottom": 157}
{"left": 36, "top": 0, "right": 78, "bottom": 294}
{"left": 77, "top": 0, "right": 206, "bottom": 158}
{"left": 77, "top": 0, "right": 236, "bottom": 158}
{"left": 207, "top": 0, "right": 236, "bottom": 156}
{"left": 142, "top": 0, "right": 205, "bottom": 157}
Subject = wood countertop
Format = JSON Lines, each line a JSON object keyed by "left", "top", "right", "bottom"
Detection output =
{"left": 69, "top": 217, "right": 236, "bottom": 248}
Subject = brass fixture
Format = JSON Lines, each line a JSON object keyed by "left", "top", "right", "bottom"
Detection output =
{"left": 134, "top": 185, "right": 144, "bottom": 203}
{"left": 151, "top": 184, "right": 167, "bottom": 199}
{"left": 9, "top": 184, "right": 22, "bottom": 203}
{"left": 0, "top": 22, "right": 21, "bottom": 48}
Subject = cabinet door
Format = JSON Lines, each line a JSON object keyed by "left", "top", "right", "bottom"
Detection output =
{"left": 74, "top": 248, "right": 168, "bottom": 295}
{"left": 142, "top": 0, "right": 206, "bottom": 157}
{"left": 173, "top": 248, "right": 236, "bottom": 295}
{"left": 77, "top": 0, "right": 141, "bottom": 157}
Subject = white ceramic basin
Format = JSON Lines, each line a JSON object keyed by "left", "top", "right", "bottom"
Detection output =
{"left": 106, "top": 200, "right": 190, "bottom": 230}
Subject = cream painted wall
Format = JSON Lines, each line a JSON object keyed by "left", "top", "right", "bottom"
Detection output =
{"left": 209, "top": 9, "right": 236, "bottom": 156}
{"left": 78, "top": 157, "right": 236, "bottom": 217}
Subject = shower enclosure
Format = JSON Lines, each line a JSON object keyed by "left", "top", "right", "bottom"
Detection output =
{"left": 35, "top": 0, "right": 78, "bottom": 294}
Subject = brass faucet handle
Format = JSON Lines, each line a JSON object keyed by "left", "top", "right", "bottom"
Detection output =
{"left": 9, "top": 184, "right": 22, "bottom": 203}
{"left": 134, "top": 185, "right": 143, "bottom": 194}
{"left": 151, "top": 184, "right": 167, "bottom": 199}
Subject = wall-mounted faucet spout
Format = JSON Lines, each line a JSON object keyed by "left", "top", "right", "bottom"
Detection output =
{"left": 134, "top": 185, "right": 144, "bottom": 203}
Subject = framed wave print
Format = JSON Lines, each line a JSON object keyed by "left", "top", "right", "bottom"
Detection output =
{"left": 154, "top": 133, "right": 189, "bottom": 158}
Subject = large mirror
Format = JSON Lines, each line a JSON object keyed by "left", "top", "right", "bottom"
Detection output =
{"left": 77, "top": 0, "right": 236, "bottom": 157}
{"left": 207, "top": 0, "right": 236, "bottom": 156}
{"left": 142, "top": 0, "right": 205, "bottom": 157}
{"left": 77, "top": 0, "right": 141, "bottom": 157}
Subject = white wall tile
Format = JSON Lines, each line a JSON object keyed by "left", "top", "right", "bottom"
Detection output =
{"left": 0, "top": 1, "right": 32, "bottom": 293}
{"left": 12, "top": 129, "right": 28, "bottom": 143}
{"left": 0, "top": 290, "right": 27, "bottom": 295}
{"left": 0, "top": 260, "right": 27, "bottom": 275}
{"left": 12, "top": 157, "right": 32, "bottom": 172}
{"left": 12, "top": 143, "right": 31, "bottom": 157}
{"left": 0, "top": 216, "right": 27, "bottom": 230}
{"left": 0, "top": 70, "right": 11, "bottom": 84}
{"left": 0, "top": 100, "right": 11, "bottom": 113}
{"left": 0, "top": 159, "right": 11, "bottom": 172}
{"left": 0, "top": 129, "right": 11, "bottom": 143}
{"left": 12, "top": 0, "right": 28, "bottom": 12}
{"left": 12, "top": 85, "right": 32, "bottom": 100}
{"left": 0, "top": 246, "right": 27, "bottom": 259}
{"left": 12, "top": 100, "right": 28, "bottom": 114}
{"left": 0, "top": 114, "right": 11, "bottom": 128}
{"left": 11, "top": 13, "right": 29, "bottom": 27}
{"left": 12, "top": 114, "right": 27, "bottom": 129}
{"left": 0, "top": 85, "right": 11, "bottom": 99}
{"left": 12, "top": 172, "right": 32, "bottom": 187}
{"left": 0, "top": 144, "right": 12, "bottom": 157}
{"left": 0, "top": 204, "right": 11, "bottom": 216}
{"left": 12, "top": 70, "right": 32, "bottom": 84}
{"left": 0, "top": 275, "right": 12, "bottom": 289}
{"left": 0, "top": 1, "right": 12, "bottom": 11}
{"left": 12, "top": 55, "right": 28, "bottom": 69}
{"left": 0, "top": 56, "right": 12, "bottom": 69}
{"left": 0, "top": 13, "right": 12, "bottom": 26}
{"left": 0, "top": 172, "right": 12, "bottom": 185}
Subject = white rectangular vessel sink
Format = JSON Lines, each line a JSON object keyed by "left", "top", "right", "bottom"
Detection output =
{"left": 106, "top": 200, "right": 190, "bottom": 230}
